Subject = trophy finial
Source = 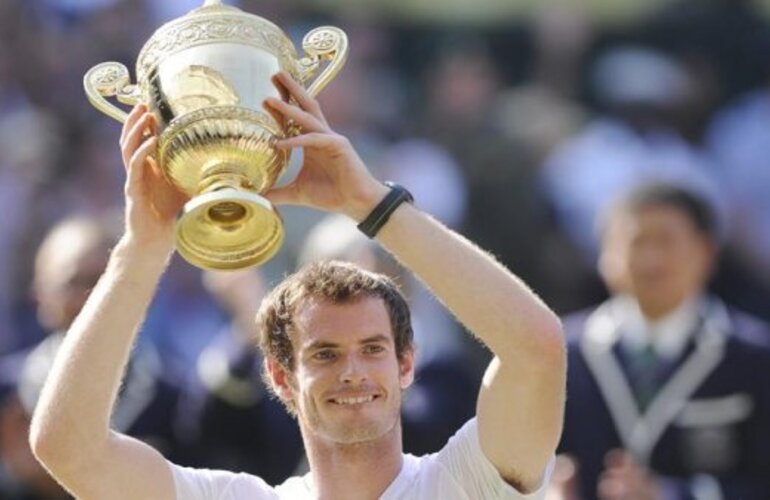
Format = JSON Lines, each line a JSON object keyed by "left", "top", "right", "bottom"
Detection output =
{"left": 194, "top": 0, "right": 238, "bottom": 15}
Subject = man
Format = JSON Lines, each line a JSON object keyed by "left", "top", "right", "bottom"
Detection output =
{"left": 29, "top": 71, "right": 565, "bottom": 499}
{"left": 0, "top": 213, "right": 183, "bottom": 499}
{"left": 558, "top": 182, "right": 770, "bottom": 499}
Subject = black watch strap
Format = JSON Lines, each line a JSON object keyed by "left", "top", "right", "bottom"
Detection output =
{"left": 357, "top": 182, "right": 414, "bottom": 238}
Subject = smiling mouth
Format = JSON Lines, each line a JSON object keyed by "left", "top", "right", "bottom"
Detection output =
{"left": 329, "top": 395, "right": 381, "bottom": 405}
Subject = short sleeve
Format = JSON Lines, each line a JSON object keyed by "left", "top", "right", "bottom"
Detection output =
{"left": 434, "top": 418, "right": 555, "bottom": 499}
{"left": 169, "top": 462, "right": 277, "bottom": 500}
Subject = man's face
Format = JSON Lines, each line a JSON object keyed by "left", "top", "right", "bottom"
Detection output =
{"left": 35, "top": 243, "right": 108, "bottom": 332}
{"left": 273, "top": 296, "right": 414, "bottom": 445}
{"left": 600, "top": 205, "right": 715, "bottom": 318}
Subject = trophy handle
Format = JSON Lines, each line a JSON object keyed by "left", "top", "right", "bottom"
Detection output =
{"left": 297, "top": 27, "right": 349, "bottom": 97}
{"left": 84, "top": 62, "right": 142, "bottom": 123}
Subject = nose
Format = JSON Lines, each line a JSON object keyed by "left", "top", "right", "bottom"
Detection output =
{"left": 339, "top": 354, "right": 367, "bottom": 385}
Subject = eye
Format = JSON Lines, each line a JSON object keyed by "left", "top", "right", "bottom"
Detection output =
{"left": 312, "top": 349, "right": 337, "bottom": 361}
{"left": 363, "top": 344, "right": 386, "bottom": 355}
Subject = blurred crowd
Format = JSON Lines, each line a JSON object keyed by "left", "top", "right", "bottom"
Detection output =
{"left": 1, "top": 0, "right": 770, "bottom": 498}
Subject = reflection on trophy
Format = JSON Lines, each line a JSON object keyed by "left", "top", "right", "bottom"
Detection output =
{"left": 84, "top": 0, "right": 348, "bottom": 270}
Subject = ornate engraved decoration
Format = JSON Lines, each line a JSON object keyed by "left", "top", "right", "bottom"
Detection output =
{"left": 88, "top": 62, "right": 130, "bottom": 93}
{"left": 299, "top": 27, "right": 348, "bottom": 94}
{"left": 84, "top": 62, "right": 141, "bottom": 122}
{"left": 305, "top": 30, "right": 337, "bottom": 52}
{"left": 159, "top": 105, "right": 281, "bottom": 144}
{"left": 137, "top": 12, "right": 298, "bottom": 83}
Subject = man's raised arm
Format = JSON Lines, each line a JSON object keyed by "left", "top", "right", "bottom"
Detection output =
{"left": 266, "top": 71, "right": 566, "bottom": 493}
{"left": 29, "top": 104, "right": 186, "bottom": 500}
{"left": 375, "top": 201, "right": 566, "bottom": 492}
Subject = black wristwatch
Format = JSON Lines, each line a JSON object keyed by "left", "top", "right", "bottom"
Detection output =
{"left": 357, "top": 182, "right": 414, "bottom": 238}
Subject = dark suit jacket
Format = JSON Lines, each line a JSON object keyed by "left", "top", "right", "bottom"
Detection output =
{"left": 559, "top": 297, "right": 770, "bottom": 500}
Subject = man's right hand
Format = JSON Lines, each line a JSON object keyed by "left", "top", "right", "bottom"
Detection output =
{"left": 119, "top": 104, "right": 188, "bottom": 250}
{"left": 597, "top": 450, "right": 661, "bottom": 500}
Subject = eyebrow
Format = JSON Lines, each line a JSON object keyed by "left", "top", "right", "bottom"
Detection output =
{"left": 305, "top": 334, "right": 392, "bottom": 351}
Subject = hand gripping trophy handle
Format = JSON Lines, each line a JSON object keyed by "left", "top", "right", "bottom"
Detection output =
{"left": 83, "top": 62, "right": 142, "bottom": 123}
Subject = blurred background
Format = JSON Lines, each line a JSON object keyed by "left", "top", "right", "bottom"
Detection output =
{"left": 0, "top": 0, "right": 769, "bottom": 497}
{"left": 3, "top": 0, "right": 770, "bottom": 359}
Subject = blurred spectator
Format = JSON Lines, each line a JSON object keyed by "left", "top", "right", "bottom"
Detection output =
{"left": 2, "top": 213, "right": 188, "bottom": 487}
{"left": 0, "top": 353, "right": 67, "bottom": 499}
{"left": 488, "top": 4, "right": 596, "bottom": 313}
{"left": 643, "top": 0, "right": 770, "bottom": 106}
{"left": 420, "top": 38, "right": 503, "bottom": 149}
{"left": 173, "top": 268, "right": 305, "bottom": 485}
{"left": 540, "top": 46, "right": 722, "bottom": 262}
{"left": 0, "top": 106, "right": 64, "bottom": 354}
{"left": 558, "top": 182, "right": 770, "bottom": 499}
{"left": 495, "top": 4, "right": 591, "bottom": 164}
{"left": 418, "top": 37, "right": 560, "bottom": 309}
{"left": 705, "top": 87, "right": 770, "bottom": 319}
{"left": 374, "top": 138, "right": 467, "bottom": 230}
{"left": 140, "top": 258, "right": 227, "bottom": 373}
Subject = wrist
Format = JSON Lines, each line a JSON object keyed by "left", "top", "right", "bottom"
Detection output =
{"left": 346, "top": 181, "right": 391, "bottom": 223}
{"left": 113, "top": 234, "right": 174, "bottom": 272}
{"left": 357, "top": 182, "right": 414, "bottom": 238}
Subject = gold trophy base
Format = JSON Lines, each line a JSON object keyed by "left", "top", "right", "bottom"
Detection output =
{"left": 175, "top": 188, "right": 284, "bottom": 270}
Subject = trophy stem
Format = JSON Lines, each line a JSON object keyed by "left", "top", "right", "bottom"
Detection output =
{"left": 199, "top": 172, "right": 249, "bottom": 195}
{"left": 197, "top": 173, "right": 252, "bottom": 225}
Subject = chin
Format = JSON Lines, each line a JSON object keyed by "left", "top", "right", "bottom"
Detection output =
{"left": 321, "top": 412, "right": 399, "bottom": 445}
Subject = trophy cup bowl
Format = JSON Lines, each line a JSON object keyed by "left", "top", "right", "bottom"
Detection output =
{"left": 84, "top": 0, "right": 348, "bottom": 270}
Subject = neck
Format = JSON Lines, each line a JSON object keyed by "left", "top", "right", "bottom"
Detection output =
{"left": 636, "top": 293, "right": 701, "bottom": 323}
{"left": 638, "top": 302, "right": 676, "bottom": 322}
{"left": 303, "top": 423, "right": 404, "bottom": 500}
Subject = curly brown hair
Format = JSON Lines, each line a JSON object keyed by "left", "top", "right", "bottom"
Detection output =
{"left": 256, "top": 260, "right": 414, "bottom": 376}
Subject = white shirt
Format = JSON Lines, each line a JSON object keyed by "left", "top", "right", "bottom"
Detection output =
{"left": 170, "top": 418, "right": 554, "bottom": 499}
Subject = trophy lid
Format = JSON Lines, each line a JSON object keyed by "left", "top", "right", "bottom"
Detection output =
{"left": 135, "top": 0, "right": 298, "bottom": 83}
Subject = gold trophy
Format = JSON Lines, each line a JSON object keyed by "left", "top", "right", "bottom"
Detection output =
{"left": 84, "top": 0, "right": 348, "bottom": 270}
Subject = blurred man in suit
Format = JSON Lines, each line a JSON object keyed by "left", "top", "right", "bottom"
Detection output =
{"left": 558, "top": 182, "right": 770, "bottom": 499}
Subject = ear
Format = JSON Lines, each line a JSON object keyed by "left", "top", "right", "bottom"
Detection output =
{"left": 265, "top": 357, "right": 296, "bottom": 403}
{"left": 598, "top": 239, "right": 630, "bottom": 295}
{"left": 699, "top": 237, "right": 719, "bottom": 274}
{"left": 398, "top": 346, "right": 415, "bottom": 390}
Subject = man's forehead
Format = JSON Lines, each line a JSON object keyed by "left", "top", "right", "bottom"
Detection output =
{"left": 293, "top": 295, "right": 392, "bottom": 343}
{"left": 608, "top": 204, "right": 679, "bottom": 230}
{"left": 294, "top": 293, "right": 386, "bottom": 315}
{"left": 37, "top": 242, "right": 109, "bottom": 289}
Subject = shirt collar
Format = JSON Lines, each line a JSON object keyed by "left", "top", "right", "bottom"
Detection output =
{"left": 613, "top": 294, "right": 704, "bottom": 359}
